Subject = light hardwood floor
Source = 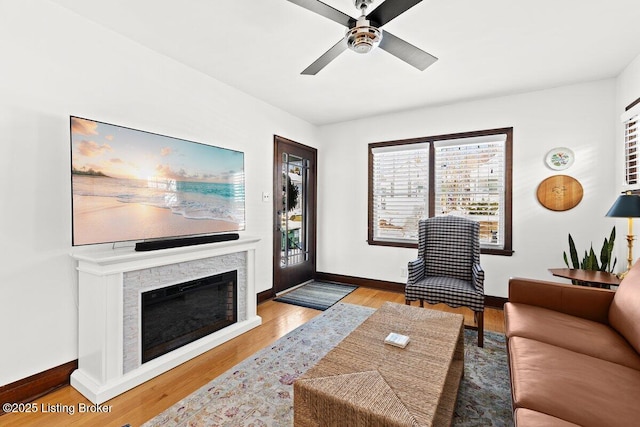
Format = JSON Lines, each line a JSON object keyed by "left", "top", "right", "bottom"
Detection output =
{"left": 2, "top": 287, "right": 505, "bottom": 426}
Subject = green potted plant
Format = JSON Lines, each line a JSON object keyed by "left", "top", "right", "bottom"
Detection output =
{"left": 562, "top": 227, "right": 617, "bottom": 285}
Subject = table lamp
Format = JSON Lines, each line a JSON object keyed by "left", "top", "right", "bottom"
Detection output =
{"left": 606, "top": 191, "right": 640, "bottom": 276}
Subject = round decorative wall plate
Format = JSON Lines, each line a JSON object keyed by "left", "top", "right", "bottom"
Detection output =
{"left": 536, "top": 175, "right": 583, "bottom": 211}
{"left": 545, "top": 147, "right": 575, "bottom": 170}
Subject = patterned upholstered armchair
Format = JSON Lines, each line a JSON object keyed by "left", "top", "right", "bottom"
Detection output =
{"left": 405, "top": 216, "right": 485, "bottom": 347}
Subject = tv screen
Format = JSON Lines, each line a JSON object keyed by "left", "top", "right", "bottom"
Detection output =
{"left": 70, "top": 116, "right": 245, "bottom": 246}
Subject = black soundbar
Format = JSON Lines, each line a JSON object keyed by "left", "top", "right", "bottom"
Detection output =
{"left": 135, "top": 233, "right": 240, "bottom": 252}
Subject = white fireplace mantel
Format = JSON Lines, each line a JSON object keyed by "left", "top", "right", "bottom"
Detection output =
{"left": 70, "top": 236, "right": 262, "bottom": 404}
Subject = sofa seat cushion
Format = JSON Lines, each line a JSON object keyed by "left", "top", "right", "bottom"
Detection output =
{"left": 505, "top": 302, "right": 640, "bottom": 370}
{"left": 514, "top": 408, "right": 580, "bottom": 427}
{"left": 509, "top": 336, "right": 640, "bottom": 427}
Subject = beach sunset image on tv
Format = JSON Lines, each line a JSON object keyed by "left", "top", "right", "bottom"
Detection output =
{"left": 70, "top": 117, "right": 245, "bottom": 246}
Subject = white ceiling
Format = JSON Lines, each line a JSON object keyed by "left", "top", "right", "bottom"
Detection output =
{"left": 51, "top": 0, "right": 640, "bottom": 125}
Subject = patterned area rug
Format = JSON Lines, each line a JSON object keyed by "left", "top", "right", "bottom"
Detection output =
{"left": 143, "top": 303, "right": 513, "bottom": 427}
{"left": 273, "top": 281, "right": 358, "bottom": 310}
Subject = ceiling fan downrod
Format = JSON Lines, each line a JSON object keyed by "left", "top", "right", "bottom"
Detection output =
{"left": 354, "top": 0, "right": 373, "bottom": 13}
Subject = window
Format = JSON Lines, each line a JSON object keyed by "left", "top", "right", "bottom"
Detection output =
{"left": 434, "top": 135, "right": 507, "bottom": 251}
{"left": 623, "top": 99, "right": 640, "bottom": 187}
{"left": 368, "top": 128, "right": 513, "bottom": 255}
{"left": 370, "top": 142, "right": 430, "bottom": 243}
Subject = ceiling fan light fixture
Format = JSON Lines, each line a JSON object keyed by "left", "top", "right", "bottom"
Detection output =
{"left": 345, "top": 17, "right": 382, "bottom": 54}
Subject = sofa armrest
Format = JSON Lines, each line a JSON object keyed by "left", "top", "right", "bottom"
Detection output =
{"left": 508, "top": 277, "right": 615, "bottom": 324}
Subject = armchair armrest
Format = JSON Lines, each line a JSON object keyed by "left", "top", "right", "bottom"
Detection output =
{"left": 472, "top": 263, "right": 484, "bottom": 294}
{"left": 407, "top": 258, "right": 425, "bottom": 284}
{"left": 508, "top": 277, "right": 615, "bottom": 324}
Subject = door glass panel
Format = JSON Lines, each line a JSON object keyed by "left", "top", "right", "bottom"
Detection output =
{"left": 281, "top": 153, "right": 309, "bottom": 267}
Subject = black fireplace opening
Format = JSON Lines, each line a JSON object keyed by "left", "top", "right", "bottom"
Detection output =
{"left": 141, "top": 270, "right": 238, "bottom": 364}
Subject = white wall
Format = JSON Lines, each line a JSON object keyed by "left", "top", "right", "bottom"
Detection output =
{"left": 0, "top": 0, "right": 317, "bottom": 386}
{"left": 317, "top": 80, "right": 617, "bottom": 298}
{"left": 617, "top": 52, "right": 640, "bottom": 111}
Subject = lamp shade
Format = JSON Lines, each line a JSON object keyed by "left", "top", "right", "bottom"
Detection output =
{"left": 606, "top": 194, "right": 640, "bottom": 218}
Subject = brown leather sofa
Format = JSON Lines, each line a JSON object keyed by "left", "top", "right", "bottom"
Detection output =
{"left": 504, "top": 261, "right": 640, "bottom": 426}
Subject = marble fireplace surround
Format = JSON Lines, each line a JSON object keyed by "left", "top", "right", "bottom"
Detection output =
{"left": 70, "top": 236, "right": 261, "bottom": 404}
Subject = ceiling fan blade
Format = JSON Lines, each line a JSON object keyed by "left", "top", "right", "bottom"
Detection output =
{"left": 378, "top": 31, "right": 437, "bottom": 71}
{"left": 366, "top": 0, "right": 423, "bottom": 27}
{"left": 287, "top": 0, "right": 355, "bottom": 27}
{"left": 301, "top": 39, "right": 347, "bottom": 75}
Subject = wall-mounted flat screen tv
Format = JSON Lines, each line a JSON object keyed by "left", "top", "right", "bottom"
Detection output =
{"left": 70, "top": 116, "right": 245, "bottom": 246}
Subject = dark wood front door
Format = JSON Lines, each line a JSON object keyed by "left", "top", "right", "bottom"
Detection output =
{"left": 273, "top": 136, "right": 317, "bottom": 294}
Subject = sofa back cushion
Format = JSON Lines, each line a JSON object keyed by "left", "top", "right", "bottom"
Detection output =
{"left": 609, "top": 261, "right": 640, "bottom": 353}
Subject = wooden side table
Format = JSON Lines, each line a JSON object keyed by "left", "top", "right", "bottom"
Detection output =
{"left": 548, "top": 268, "right": 620, "bottom": 288}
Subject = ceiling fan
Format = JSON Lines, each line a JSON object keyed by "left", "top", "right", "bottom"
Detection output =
{"left": 287, "top": 0, "right": 438, "bottom": 75}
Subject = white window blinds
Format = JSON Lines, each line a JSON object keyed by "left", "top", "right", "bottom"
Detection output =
{"left": 371, "top": 143, "right": 429, "bottom": 242}
{"left": 622, "top": 105, "right": 639, "bottom": 187}
{"left": 434, "top": 135, "right": 507, "bottom": 248}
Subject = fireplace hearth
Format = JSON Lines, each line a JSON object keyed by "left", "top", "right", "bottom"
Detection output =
{"left": 142, "top": 270, "right": 237, "bottom": 364}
